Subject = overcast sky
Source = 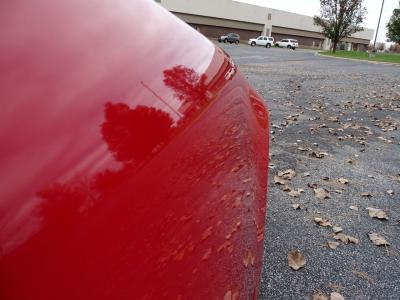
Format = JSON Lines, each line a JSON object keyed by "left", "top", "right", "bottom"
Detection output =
{"left": 237, "top": 0, "right": 399, "bottom": 43}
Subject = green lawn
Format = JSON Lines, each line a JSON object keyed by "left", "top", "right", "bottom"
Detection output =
{"left": 319, "top": 50, "right": 400, "bottom": 64}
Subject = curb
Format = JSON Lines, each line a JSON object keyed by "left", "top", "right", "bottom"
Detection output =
{"left": 315, "top": 52, "right": 400, "bottom": 67}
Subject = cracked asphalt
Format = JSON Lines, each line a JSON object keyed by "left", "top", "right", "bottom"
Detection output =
{"left": 219, "top": 43, "right": 400, "bottom": 300}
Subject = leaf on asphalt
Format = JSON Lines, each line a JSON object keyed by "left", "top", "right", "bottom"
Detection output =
{"left": 303, "top": 172, "right": 311, "bottom": 177}
{"left": 310, "top": 151, "right": 329, "bottom": 159}
{"left": 331, "top": 292, "right": 345, "bottom": 300}
{"left": 328, "top": 241, "right": 340, "bottom": 249}
{"left": 333, "top": 226, "right": 343, "bottom": 233}
{"left": 288, "top": 188, "right": 304, "bottom": 197}
{"left": 314, "top": 188, "right": 330, "bottom": 200}
{"left": 366, "top": 207, "right": 388, "bottom": 220}
{"left": 292, "top": 203, "right": 301, "bottom": 210}
{"left": 312, "top": 293, "right": 329, "bottom": 300}
{"left": 288, "top": 250, "right": 306, "bottom": 270}
{"left": 368, "top": 233, "right": 390, "bottom": 246}
{"left": 282, "top": 185, "right": 291, "bottom": 191}
{"left": 278, "top": 169, "right": 296, "bottom": 180}
{"left": 349, "top": 206, "right": 359, "bottom": 211}
{"left": 338, "top": 177, "right": 349, "bottom": 184}
{"left": 243, "top": 249, "right": 255, "bottom": 267}
{"left": 361, "top": 192, "right": 373, "bottom": 197}
{"left": 314, "top": 217, "right": 332, "bottom": 227}
{"left": 334, "top": 233, "right": 359, "bottom": 244}
{"left": 387, "top": 190, "right": 394, "bottom": 196}
{"left": 391, "top": 174, "right": 400, "bottom": 182}
{"left": 274, "top": 175, "right": 287, "bottom": 185}
{"left": 352, "top": 269, "right": 374, "bottom": 283}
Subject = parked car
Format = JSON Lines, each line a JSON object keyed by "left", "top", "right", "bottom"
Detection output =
{"left": 0, "top": 0, "right": 269, "bottom": 299}
{"left": 275, "top": 39, "right": 299, "bottom": 50}
{"left": 218, "top": 33, "right": 240, "bottom": 44}
{"left": 248, "top": 36, "right": 275, "bottom": 48}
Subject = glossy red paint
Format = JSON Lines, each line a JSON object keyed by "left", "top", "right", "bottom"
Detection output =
{"left": 0, "top": 1, "right": 269, "bottom": 299}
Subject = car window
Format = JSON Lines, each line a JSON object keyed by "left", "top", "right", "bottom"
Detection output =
{"left": 269, "top": 38, "right": 274, "bottom": 41}
{"left": 263, "top": 37, "right": 268, "bottom": 40}
{"left": 282, "top": 39, "right": 288, "bottom": 42}
{"left": 257, "top": 37, "right": 262, "bottom": 40}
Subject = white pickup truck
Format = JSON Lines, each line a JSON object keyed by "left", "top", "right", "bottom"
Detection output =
{"left": 248, "top": 36, "right": 275, "bottom": 48}
{"left": 275, "top": 39, "right": 299, "bottom": 50}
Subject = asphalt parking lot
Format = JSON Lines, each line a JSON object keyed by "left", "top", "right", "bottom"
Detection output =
{"left": 219, "top": 43, "right": 400, "bottom": 300}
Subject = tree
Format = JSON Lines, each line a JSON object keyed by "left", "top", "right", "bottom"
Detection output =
{"left": 387, "top": 8, "right": 400, "bottom": 44}
{"left": 314, "top": 0, "right": 367, "bottom": 53}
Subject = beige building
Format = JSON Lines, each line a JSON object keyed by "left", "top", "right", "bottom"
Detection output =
{"left": 159, "top": 0, "right": 374, "bottom": 50}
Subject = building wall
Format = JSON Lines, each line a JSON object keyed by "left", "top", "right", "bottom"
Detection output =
{"left": 191, "top": 23, "right": 261, "bottom": 40}
{"left": 160, "top": 0, "right": 374, "bottom": 48}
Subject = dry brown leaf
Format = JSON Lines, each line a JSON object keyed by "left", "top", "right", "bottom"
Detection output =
{"left": 310, "top": 151, "right": 328, "bottom": 159}
{"left": 314, "top": 217, "right": 332, "bottom": 227}
{"left": 334, "top": 233, "right": 359, "bottom": 244}
{"left": 292, "top": 203, "right": 301, "bottom": 210}
{"left": 312, "top": 293, "right": 329, "bottom": 300}
{"left": 352, "top": 270, "right": 374, "bottom": 283}
{"left": 328, "top": 241, "right": 340, "bottom": 249}
{"left": 333, "top": 226, "right": 343, "bottom": 233}
{"left": 366, "top": 207, "right": 388, "bottom": 220}
{"left": 387, "top": 190, "right": 394, "bottom": 196}
{"left": 288, "top": 250, "right": 306, "bottom": 270}
{"left": 278, "top": 169, "right": 296, "bottom": 180}
{"left": 391, "top": 174, "right": 400, "bottom": 182}
{"left": 282, "top": 185, "right": 291, "bottom": 191}
{"left": 331, "top": 292, "right": 345, "bottom": 300}
{"left": 314, "top": 188, "right": 330, "bottom": 200}
{"left": 338, "top": 177, "right": 349, "bottom": 184}
{"left": 368, "top": 233, "right": 389, "bottom": 246}
{"left": 288, "top": 189, "right": 301, "bottom": 197}
{"left": 274, "top": 175, "right": 287, "bottom": 185}
{"left": 361, "top": 192, "right": 373, "bottom": 197}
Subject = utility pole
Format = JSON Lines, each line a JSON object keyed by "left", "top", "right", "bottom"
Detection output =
{"left": 373, "top": 0, "right": 385, "bottom": 50}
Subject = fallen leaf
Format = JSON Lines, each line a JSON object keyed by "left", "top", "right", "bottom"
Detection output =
{"left": 292, "top": 203, "right": 301, "bottom": 210}
{"left": 366, "top": 207, "right": 388, "bottom": 220}
{"left": 310, "top": 151, "right": 328, "bottom": 159}
{"left": 314, "top": 188, "right": 330, "bottom": 200}
{"left": 303, "top": 172, "right": 311, "bottom": 177}
{"left": 331, "top": 292, "right": 345, "bottom": 300}
{"left": 368, "top": 233, "right": 389, "bottom": 246}
{"left": 334, "top": 233, "right": 359, "bottom": 244}
{"left": 333, "top": 226, "right": 343, "bottom": 233}
{"left": 274, "top": 175, "right": 287, "bottom": 185}
{"left": 349, "top": 206, "right": 359, "bottom": 211}
{"left": 361, "top": 192, "right": 373, "bottom": 197}
{"left": 312, "top": 293, "right": 328, "bottom": 300}
{"left": 352, "top": 269, "right": 374, "bottom": 283}
{"left": 288, "top": 189, "right": 301, "bottom": 197}
{"left": 338, "top": 177, "right": 349, "bottom": 184}
{"left": 278, "top": 169, "right": 296, "bottom": 180}
{"left": 288, "top": 250, "right": 306, "bottom": 270}
{"left": 314, "top": 217, "right": 332, "bottom": 227}
{"left": 328, "top": 241, "right": 340, "bottom": 249}
{"left": 282, "top": 185, "right": 291, "bottom": 191}
{"left": 387, "top": 190, "right": 394, "bottom": 196}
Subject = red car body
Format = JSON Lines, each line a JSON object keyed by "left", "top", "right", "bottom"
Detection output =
{"left": 0, "top": 1, "right": 269, "bottom": 299}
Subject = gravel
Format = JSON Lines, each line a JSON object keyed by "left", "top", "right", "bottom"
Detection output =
{"left": 219, "top": 43, "right": 400, "bottom": 300}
